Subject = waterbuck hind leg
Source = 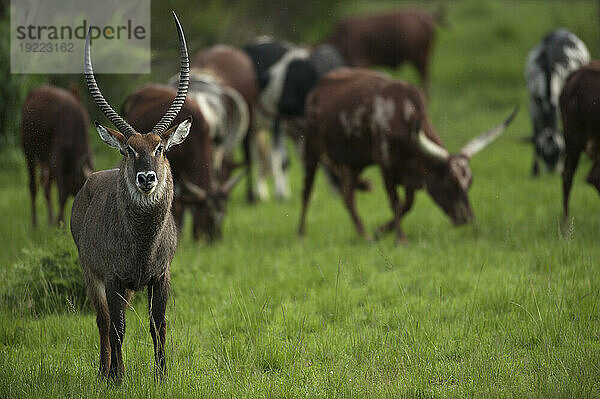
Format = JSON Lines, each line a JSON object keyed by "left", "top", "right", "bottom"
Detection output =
{"left": 148, "top": 274, "right": 170, "bottom": 380}
{"left": 106, "top": 282, "right": 129, "bottom": 382}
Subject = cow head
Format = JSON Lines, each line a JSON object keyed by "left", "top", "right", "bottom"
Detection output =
{"left": 179, "top": 172, "right": 243, "bottom": 241}
{"left": 417, "top": 107, "right": 518, "bottom": 225}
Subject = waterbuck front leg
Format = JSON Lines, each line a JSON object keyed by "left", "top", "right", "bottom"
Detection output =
{"left": 148, "top": 273, "right": 170, "bottom": 380}
{"left": 106, "top": 281, "right": 129, "bottom": 382}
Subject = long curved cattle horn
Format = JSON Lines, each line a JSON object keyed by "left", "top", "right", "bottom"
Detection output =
{"left": 84, "top": 27, "right": 136, "bottom": 137}
{"left": 417, "top": 129, "right": 450, "bottom": 162}
{"left": 182, "top": 178, "right": 207, "bottom": 200}
{"left": 460, "top": 106, "right": 519, "bottom": 159}
{"left": 221, "top": 172, "right": 245, "bottom": 194}
{"left": 151, "top": 11, "right": 190, "bottom": 136}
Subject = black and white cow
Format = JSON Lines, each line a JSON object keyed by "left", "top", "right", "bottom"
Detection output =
{"left": 525, "top": 28, "right": 589, "bottom": 175}
{"left": 244, "top": 37, "right": 345, "bottom": 199}
{"left": 168, "top": 68, "right": 249, "bottom": 175}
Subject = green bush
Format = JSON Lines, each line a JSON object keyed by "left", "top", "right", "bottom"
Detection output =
{"left": 4, "top": 229, "right": 88, "bottom": 316}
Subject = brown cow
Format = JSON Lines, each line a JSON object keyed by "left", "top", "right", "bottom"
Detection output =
{"left": 298, "top": 68, "right": 516, "bottom": 243}
{"left": 123, "top": 84, "right": 240, "bottom": 241}
{"left": 559, "top": 61, "right": 600, "bottom": 218}
{"left": 191, "top": 45, "right": 258, "bottom": 202}
{"left": 21, "top": 85, "right": 94, "bottom": 226}
{"left": 325, "top": 9, "right": 443, "bottom": 94}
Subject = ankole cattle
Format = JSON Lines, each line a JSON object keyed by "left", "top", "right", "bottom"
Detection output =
{"left": 21, "top": 85, "right": 93, "bottom": 226}
{"left": 244, "top": 37, "right": 346, "bottom": 199}
{"left": 123, "top": 84, "right": 241, "bottom": 242}
{"left": 189, "top": 44, "right": 257, "bottom": 202}
{"left": 559, "top": 61, "right": 600, "bottom": 218}
{"left": 525, "top": 28, "right": 589, "bottom": 175}
{"left": 298, "top": 68, "right": 517, "bottom": 243}
{"left": 324, "top": 9, "right": 443, "bottom": 94}
{"left": 71, "top": 12, "right": 190, "bottom": 381}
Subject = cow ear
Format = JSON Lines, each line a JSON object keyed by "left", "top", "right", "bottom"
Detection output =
{"left": 163, "top": 116, "right": 192, "bottom": 152}
{"left": 95, "top": 122, "right": 126, "bottom": 152}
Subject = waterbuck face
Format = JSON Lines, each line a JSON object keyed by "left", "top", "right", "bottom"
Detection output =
{"left": 95, "top": 118, "right": 192, "bottom": 197}
{"left": 426, "top": 155, "right": 474, "bottom": 226}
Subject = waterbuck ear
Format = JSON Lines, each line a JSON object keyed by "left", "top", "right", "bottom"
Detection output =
{"left": 95, "top": 122, "right": 126, "bottom": 152}
{"left": 163, "top": 116, "right": 192, "bottom": 151}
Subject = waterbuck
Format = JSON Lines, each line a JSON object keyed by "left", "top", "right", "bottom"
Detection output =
{"left": 70, "top": 12, "right": 191, "bottom": 381}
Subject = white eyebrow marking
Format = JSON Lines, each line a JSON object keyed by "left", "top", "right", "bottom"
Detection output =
{"left": 127, "top": 145, "right": 139, "bottom": 157}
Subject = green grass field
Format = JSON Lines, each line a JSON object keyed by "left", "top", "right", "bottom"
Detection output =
{"left": 2, "top": 0, "right": 600, "bottom": 397}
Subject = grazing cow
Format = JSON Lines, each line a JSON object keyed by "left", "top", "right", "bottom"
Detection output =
{"left": 244, "top": 37, "right": 346, "bottom": 199}
{"left": 21, "top": 85, "right": 94, "bottom": 226}
{"left": 123, "top": 84, "right": 241, "bottom": 242}
{"left": 71, "top": 12, "right": 190, "bottom": 381}
{"left": 325, "top": 9, "right": 443, "bottom": 94}
{"left": 559, "top": 61, "right": 600, "bottom": 218}
{"left": 298, "top": 68, "right": 517, "bottom": 243}
{"left": 525, "top": 28, "right": 590, "bottom": 175}
{"left": 189, "top": 44, "right": 257, "bottom": 202}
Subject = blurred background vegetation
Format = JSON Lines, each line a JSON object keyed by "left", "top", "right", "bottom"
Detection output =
{"left": 2, "top": 0, "right": 599, "bottom": 148}
{"left": 0, "top": 0, "right": 448, "bottom": 145}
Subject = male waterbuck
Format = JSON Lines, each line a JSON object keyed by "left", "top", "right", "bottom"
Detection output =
{"left": 70, "top": 12, "right": 191, "bottom": 381}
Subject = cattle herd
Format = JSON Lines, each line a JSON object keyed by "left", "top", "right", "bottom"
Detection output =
{"left": 17, "top": 7, "right": 598, "bottom": 381}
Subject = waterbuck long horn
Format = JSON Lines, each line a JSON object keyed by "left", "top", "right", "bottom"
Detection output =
{"left": 151, "top": 11, "right": 190, "bottom": 136}
{"left": 182, "top": 178, "right": 207, "bottom": 200}
{"left": 416, "top": 129, "right": 450, "bottom": 162}
{"left": 460, "top": 106, "right": 519, "bottom": 159}
{"left": 84, "top": 27, "right": 136, "bottom": 137}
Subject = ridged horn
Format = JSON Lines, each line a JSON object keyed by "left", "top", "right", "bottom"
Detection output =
{"left": 84, "top": 27, "right": 136, "bottom": 137}
{"left": 460, "top": 106, "right": 519, "bottom": 159}
{"left": 151, "top": 11, "right": 190, "bottom": 136}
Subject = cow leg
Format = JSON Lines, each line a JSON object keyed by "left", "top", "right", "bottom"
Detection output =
{"left": 56, "top": 168, "right": 67, "bottom": 226}
{"left": 297, "top": 145, "right": 319, "bottom": 236}
{"left": 106, "top": 282, "right": 129, "bottom": 382}
{"left": 148, "top": 273, "right": 169, "bottom": 381}
{"left": 242, "top": 132, "right": 255, "bottom": 203}
{"left": 375, "top": 187, "right": 415, "bottom": 241}
{"left": 41, "top": 166, "right": 55, "bottom": 225}
{"left": 26, "top": 156, "right": 38, "bottom": 227}
{"left": 272, "top": 117, "right": 290, "bottom": 200}
{"left": 340, "top": 167, "right": 370, "bottom": 240}
{"left": 562, "top": 140, "right": 583, "bottom": 220}
{"left": 253, "top": 130, "right": 271, "bottom": 201}
{"left": 532, "top": 150, "right": 540, "bottom": 176}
